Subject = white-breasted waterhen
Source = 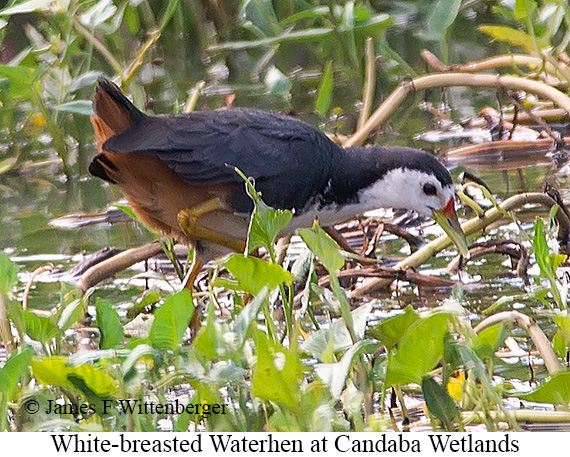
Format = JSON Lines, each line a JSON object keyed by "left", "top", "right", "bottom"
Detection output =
{"left": 89, "top": 77, "right": 467, "bottom": 286}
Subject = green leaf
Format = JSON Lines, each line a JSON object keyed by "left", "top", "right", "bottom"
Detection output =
{"left": 0, "top": 65, "right": 36, "bottom": 99}
{"left": 231, "top": 287, "right": 268, "bottom": 347}
{"left": 301, "top": 303, "right": 372, "bottom": 359}
{"left": 472, "top": 322, "right": 506, "bottom": 360}
{"left": 252, "top": 329, "right": 304, "bottom": 408}
{"left": 68, "top": 364, "right": 117, "bottom": 396}
{"left": 246, "top": 194, "right": 293, "bottom": 254}
{"left": 315, "top": 60, "right": 333, "bottom": 116}
{"left": 314, "top": 340, "right": 378, "bottom": 399}
{"left": 79, "top": 0, "right": 116, "bottom": 28}
{"left": 96, "top": 300, "right": 124, "bottom": 349}
{"left": 264, "top": 66, "right": 291, "bottom": 97}
{"left": 520, "top": 371, "right": 570, "bottom": 405}
{"left": 553, "top": 314, "right": 570, "bottom": 358}
{"left": 149, "top": 290, "right": 194, "bottom": 351}
{"left": 242, "top": 0, "right": 279, "bottom": 37}
{"left": 0, "top": 0, "right": 55, "bottom": 15}
{"left": 420, "top": 0, "right": 462, "bottom": 41}
{"left": 279, "top": 6, "right": 329, "bottom": 27}
{"left": 534, "top": 217, "right": 552, "bottom": 276}
{"left": 298, "top": 224, "right": 345, "bottom": 273}
{"left": 24, "top": 311, "right": 59, "bottom": 343}
{"left": 31, "top": 356, "right": 117, "bottom": 396}
{"left": 0, "top": 252, "right": 18, "bottom": 295}
{"left": 53, "top": 100, "right": 94, "bottom": 116}
{"left": 367, "top": 305, "right": 419, "bottom": 350}
{"left": 56, "top": 288, "right": 85, "bottom": 331}
{"left": 31, "top": 357, "right": 73, "bottom": 389}
{"left": 221, "top": 254, "right": 295, "bottom": 295}
{"left": 385, "top": 313, "right": 452, "bottom": 386}
{"left": 0, "top": 156, "right": 17, "bottom": 175}
{"left": 0, "top": 347, "right": 32, "bottom": 398}
{"left": 192, "top": 302, "right": 230, "bottom": 362}
{"left": 478, "top": 25, "right": 548, "bottom": 52}
{"left": 422, "top": 375, "right": 459, "bottom": 427}
{"left": 514, "top": 0, "right": 537, "bottom": 20}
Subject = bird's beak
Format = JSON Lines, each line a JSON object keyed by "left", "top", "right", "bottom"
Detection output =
{"left": 432, "top": 197, "right": 469, "bottom": 257}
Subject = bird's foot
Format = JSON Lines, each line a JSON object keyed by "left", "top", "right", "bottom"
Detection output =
{"left": 177, "top": 199, "right": 246, "bottom": 252}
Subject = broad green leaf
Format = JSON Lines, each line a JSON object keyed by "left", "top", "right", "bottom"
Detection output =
{"left": 534, "top": 217, "right": 552, "bottom": 276}
{"left": 298, "top": 224, "right": 344, "bottom": 272}
{"left": 79, "top": 0, "right": 116, "bottom": 28}
{"left": 31, "top": 357, "right": 72, "bottom": 389}
{"left": 420, "top": 0, "right": 462, "bottom": 41}
{"left": 0, "top": 65, "right": 36, "bottom": 99}
{"left": 121, "top": 344, "right": 156, "bottom": 376}
{"left": 279, "top": 6, "right": 329, "bottom": 27}
{"left": 264, "top": 66, "right": 291, "bottom": 96}
{"left": 553, "top": 314, "right": 570, "bottom": 358}
{"left": 242, "top": 0, "right": 279, "bottom": 37}
{"left": 478, "top": 25, "right": 548, "bottom": 52}
{"left": 24, "top": 311, "right": 59, "bottom": 343}
{"left": 221, "top": 254, "right": 294, "bottom": 295}
{"left": 0, "top": 156, "right": 17, "bottom": 175}
{"left": 246, "top": 194, "right": 293, "bottom": 253}
{"left": 231, "top": 287, "right": 268, "bottom": 347}
{"left": 149, "top": 290, "right": 194, "bottom": 351}
{"left": 56, "top": 288, "right": 85, "bottom": 331}
{"left": 0, "top": 252, "right": 18, "bottom": 294}
{"left": 315, "top": 61, "right": 333, "bottom": 117}
{"left": 422, "top": 375, "right": 459, "bottom": 427}
{"left": 96, "top": 300, "right": 124, "bottom": 349}
{"left": 69, "top": 364, "right": 117, "bottom": 396}
{"left": 454, "top": 343, "right": 490, "bottom": 382}
{"left": 472, "top": 322, "right": 506, "bottom": 360}
{"left": 0, "top": 0, "right": 54, "bottom": 15}
{"left": 66, "top": 376, "right": 116, "bottom": 418}
{"left": 252, "top": 330, "right": 304, "bottom": 408}
{"left": 367, "top": 305, "right": 419, "bottom": 350}
{"left": 314, "top": 340, "right": 378, "bottom": 399}
{"left": 53, "top": 100, "right": 94, "bottom": 116}
{"left": 514, "top": 0, "right": 537, "bottom": 20}
{"left": 385, "top": 313, "right": 452, "bottom": 386}
{"left": 32, "top": 356, "right": 117, "bottom": 396}
{"left": 301, "top": 303, "right": 372, "bottom": 359}
{"left": 0, "top": 347, "right": 32, "bottom": 398}
{"left": 520, "top": 371, "right": 570, "bottom": 405}
{"left": 192, "top": 302, "right": 228, "bottom": 361}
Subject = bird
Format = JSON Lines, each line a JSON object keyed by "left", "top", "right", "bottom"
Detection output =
{"left": 89, "top": 77, "right": 467, "bottom": 287}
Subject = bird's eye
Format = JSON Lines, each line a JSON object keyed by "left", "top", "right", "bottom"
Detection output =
{"left": 423, "top": 183, "right": 437, "bottom": 196}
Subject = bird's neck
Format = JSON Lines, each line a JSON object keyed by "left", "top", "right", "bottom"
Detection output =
{"left": 323, "top": 146, "right": 390, "bottom": 208}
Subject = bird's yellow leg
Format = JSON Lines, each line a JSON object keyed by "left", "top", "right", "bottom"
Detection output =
{"left": 177, "top": 198, "right": 246, "bottom": 253}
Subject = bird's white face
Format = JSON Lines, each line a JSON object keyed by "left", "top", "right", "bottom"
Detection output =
{"left": 358, "top": 168, "right": 456, "bottom": 217}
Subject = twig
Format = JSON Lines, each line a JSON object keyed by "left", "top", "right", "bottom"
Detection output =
{"left": 77, "top": 242, "right": 166, "bottom": 293}
{"left": 420, "top": 49, "right": 570, "bottom": 81}
{"left": 350, "top": 192, "right": 570, "bottom": 297}
{"left": 0, "top": 292, "right": 14, "bottom": 357}
{"left": 473, "top": 311, "right": 562, "bottom": 375}
{"left": 447, "top": 240, "right": 529, "bottom": 284}
{"left": 344, "top": 73, "right": 570, "bottom": 147}
{"left": 357, "top": 37, "right": 376, "bottom": 130}
{"left": 23, "top": 264, "right": 54, "bottom": 310}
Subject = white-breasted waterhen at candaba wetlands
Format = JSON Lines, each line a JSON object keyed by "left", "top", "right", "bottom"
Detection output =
{"left": 89, "top": 77, "right": 468, "bottom": 287}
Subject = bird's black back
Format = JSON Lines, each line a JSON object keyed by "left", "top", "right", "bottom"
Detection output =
{"left": 102, "top": 108, "right": 341, "bottom": 213}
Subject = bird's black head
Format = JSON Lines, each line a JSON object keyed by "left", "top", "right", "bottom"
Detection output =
{"left": 334, "top": 145, "right": 454, "bottom": 217}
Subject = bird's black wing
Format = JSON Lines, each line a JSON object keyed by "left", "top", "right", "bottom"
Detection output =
{"left": 102, "top": 108, "right": 339, "bottom": 212}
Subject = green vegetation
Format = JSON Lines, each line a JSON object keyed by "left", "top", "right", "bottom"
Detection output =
{"left": 1, "top": 0, "right": 570, "bottom": 432}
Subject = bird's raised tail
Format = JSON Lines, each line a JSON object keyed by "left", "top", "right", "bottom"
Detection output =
{"left": 90, "top": 78, "right": 147, "bottom": 183}
{"left": 91, "top": 77, "right": 147, "bottom": 147}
